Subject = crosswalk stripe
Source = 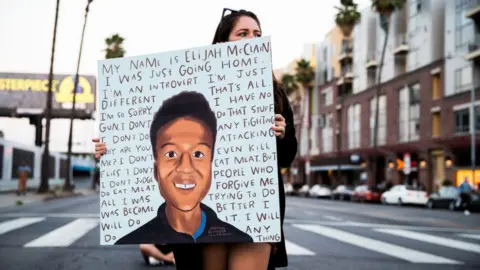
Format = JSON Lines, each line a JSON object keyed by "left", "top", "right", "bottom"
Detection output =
{"left": 24, "top": 218, "right": 99, "bottom": 247}
{"left": 0, "top": 218, "right": 46, "bottom": 235}
{"left": 285, "top": 240, "right": 315, "bottom": 256}
{"left": 458, "top": 234, "right": 480, "bottom": 240}
{"left": 376, "top": 229, "right": 480, "bottom": 254}
{"left": 293, "top": 224, "right": 461, "bottom": 264}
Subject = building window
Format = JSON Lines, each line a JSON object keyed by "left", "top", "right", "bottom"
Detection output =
{"left": 455, "top": 106, "right": 480, "bottom": 134}
{"left": 322, "top": 113, "right": 333, "bottom": 153}
{"left": 370, "top": 95, "right": 386, "bottom": 146}
{"left": 408, "top": 83, "right": 421, "bottom": 141}
{"left": 408, "top": 0, "right": 421, "bottom": 32}
{"left": 455, "top": 1, "right": 474, "bottom": 52}
{"left": 432, "top": 74, "right": 441, "bottom": 99}
{"left": 455, "top": 108, "right": 470, "bottom": 134}
{"left": 320, "top": 93, "right": 327, "bottom": 106}
{"left": 348, "top": 104, "right": 361, "bottom": 149}
{"left": 454, "top": 66, "right": 472, "bottom": 93}
{"left": 432, "top": 112, "right": 441, "bottom": 137}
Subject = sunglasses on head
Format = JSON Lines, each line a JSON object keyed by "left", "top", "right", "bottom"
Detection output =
{"left": 221, "top": 8, "right": 238, "bottom": 18}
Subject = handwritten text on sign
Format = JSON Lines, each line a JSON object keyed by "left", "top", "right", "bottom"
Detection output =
{"left": 97, "top": 36, "right": 280, "bottom": 245}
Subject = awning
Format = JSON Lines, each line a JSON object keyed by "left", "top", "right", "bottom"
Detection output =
{"left": 310, "top": 165, "right": 364, "bottom": 172}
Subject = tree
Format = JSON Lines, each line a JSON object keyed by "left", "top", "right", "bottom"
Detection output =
{"left": 335, "top": 0, "right": 360, "bottom": 185}
{"left": 370, "top": 0, "right": 406, "bottom": 187}
{"left": 104, "top": 34, "right": 126, "bottom": 59}
{"left": 281, "top": 73, "right": 298, "bottom": 96}
{"left": 335, "top": 2, "right": 361, "bottom": 37}
{"left": 294, "top": 59, "right": 314, "bottom": 185}
{"left": 89, "top": 33, "right": 126, "bottom": 190}
{"left": 39, "top": 0, "right": 61, "bottom": 194}
{"left": 65, "top": 0, "right": 93, "bottom": 192}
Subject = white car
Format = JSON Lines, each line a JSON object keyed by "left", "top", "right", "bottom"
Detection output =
{"left": 308, "top": 185, "right": 332, "bottom": 198}
{"left": 284, "top": 183, "right": 294, "bottom": 195}
{"left": 381, "top": 185, "right": 429, "bottom": 206}
{"left": 298, "top": 184, "right": 310, "bottom": 197}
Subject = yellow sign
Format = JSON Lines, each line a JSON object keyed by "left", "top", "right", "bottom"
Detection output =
{"left": 0, "top": 75, "right": 94, "bottom": 104}
{"left": 456, "top": 170, "right": 480, "bottom": 187}
{"left": 56, "top": 76, "right": 94, "bottom": 104}
{"left": 0, "top": 78, "right": 59, "bottom": 92}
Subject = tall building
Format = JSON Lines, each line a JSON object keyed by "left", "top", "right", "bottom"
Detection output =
{"left": 292, "top": 0, "right": 480, "bottom": 192}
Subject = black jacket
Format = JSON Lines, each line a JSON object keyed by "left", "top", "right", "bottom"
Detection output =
{"left": 115, "top": 202, "right": 253, "bottom": 245}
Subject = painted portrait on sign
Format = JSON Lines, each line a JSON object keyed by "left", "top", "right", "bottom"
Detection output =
{"left": 115, "top": 91, "right": 253, "bottom": 244}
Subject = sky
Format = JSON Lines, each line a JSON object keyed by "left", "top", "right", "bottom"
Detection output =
{"left": 0, "top": 0, "right": 371, "bottom": 152}
{"left": 0, "top": 0, "right": 371, "bottom": 76}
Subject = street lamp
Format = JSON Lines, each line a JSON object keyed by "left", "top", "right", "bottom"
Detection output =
{"left": 65, "top": 0, "right": 94, "bottom": 191}
{"left": 39, "top": 0, "right": 61, "bottom": 193}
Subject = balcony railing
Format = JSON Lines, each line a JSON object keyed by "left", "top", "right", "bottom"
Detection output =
{"left": 393, "top": 33, "right": 409, "bottom": 54}
{"left": 465, "top": 0, "right": 480, "bottom": 19}
{"left": 465, "top": 33, "right": 480, "bottom": 61}
{"left": 338, "top": 39, "right": 353, "bottom": 62}
{"left": 366, "top": 50, "right": 377, "bottom": 69}
{"left": 468, "top": 34, "right": 480, "bottom": 53}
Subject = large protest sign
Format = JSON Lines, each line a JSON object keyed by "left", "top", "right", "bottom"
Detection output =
{"left": 97, "top": 36, "right": 281, "bottom": 245}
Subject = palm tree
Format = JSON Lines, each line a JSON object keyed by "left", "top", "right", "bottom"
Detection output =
{"left": 294, "top": 59, "right": 315, "bottom": 185}
{"left": 370, "top": 0, "right": 406, "bottom": 187}
{"left": 39, "top": 0, "right": 61, "bottom": 194}
{"left": 105, "top": 34, "right": 126, "bottom": 59}
{"left": 65, "top": 0, "right": 94, "bottom": 192}
{"left": 335, "top": 2, "right": 361, "bottom": 37}
{"left": 335, "top": 0, "right": 360, "bottom": 185}
{"left": 90, "top": 34, "right": 125, "bottom": 190}
{"left": 281, "top": 73, "right": 298, "bottom": 96}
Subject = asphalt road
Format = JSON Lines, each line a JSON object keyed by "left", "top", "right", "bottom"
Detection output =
{"left": 0, "top": 194, "right": 479, "bottom": 270}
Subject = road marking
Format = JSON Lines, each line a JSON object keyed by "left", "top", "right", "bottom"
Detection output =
{"left": 284, "top": 219, "right": 480, "bottom": 233}
{"left": 0, "top": 213, "right": 99, "bottom": 218}
{"left": 0, "top": 218, "right": 45, "bottom": 235}
{"left": 304, "top": 211, "right": 317, "bottom": 216}
{"left": 293, "top": 224, "right": 461, "bottom": 264}
{"left": 458, "top": 234, "right": 480, "bottom": 240}
{"left": 285, "top": 240, "right": 315, "bottom": 256}
{"left": 376, "top": 229, "right": 480, "bottom": 254}
{"left": 323, "top": 215, "right": 342, "bottom": 222}
{"left": 24, "top": 218, "right": 99, "bottom": 247}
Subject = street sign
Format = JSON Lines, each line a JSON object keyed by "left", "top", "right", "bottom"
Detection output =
{"left": 403, "top": 153, "right": 411, "bottom": 175}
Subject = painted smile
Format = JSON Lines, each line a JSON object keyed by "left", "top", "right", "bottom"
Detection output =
{"left": 174, "top": 183, "right": 196, "bottom": 190}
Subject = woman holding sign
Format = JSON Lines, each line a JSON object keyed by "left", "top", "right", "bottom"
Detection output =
{"left": 93, "top": 8, "right": 297, "bottom": 270}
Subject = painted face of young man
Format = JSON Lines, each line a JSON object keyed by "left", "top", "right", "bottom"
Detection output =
{"left": 153, "top": 117, "right": 213, "bottom": 212}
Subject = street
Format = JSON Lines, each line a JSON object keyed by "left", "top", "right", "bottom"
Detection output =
{"left": 0, "top": 194, "right": 479, "bottom": 270}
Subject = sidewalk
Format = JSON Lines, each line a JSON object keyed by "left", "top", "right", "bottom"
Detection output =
{"left": 0, "top": 188, "right": 98, "bottom": 209}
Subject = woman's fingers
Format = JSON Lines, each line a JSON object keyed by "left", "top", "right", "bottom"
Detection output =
{"left": 92, "top": 138, "right": 100, "bottom": 143}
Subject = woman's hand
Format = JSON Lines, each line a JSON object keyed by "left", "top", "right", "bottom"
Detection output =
{"left": 271, "top": 114, "right": 286, "bottom": 139}
{"left": 92, "top": 138, "right": 107, "bottom": 160}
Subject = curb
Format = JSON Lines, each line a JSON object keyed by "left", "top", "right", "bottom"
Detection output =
{"left": 43, "top": 192, "right": 84, "bottom": 202}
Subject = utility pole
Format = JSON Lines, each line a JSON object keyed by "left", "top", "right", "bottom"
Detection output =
{"left": 65, "top": 0, "right": 94, "bottom": 191}
{"left": 39, "top": 0, "right": 61, "bottom": 193}
{"left": 470, "top": 62, "right": 476, "bottom": 187}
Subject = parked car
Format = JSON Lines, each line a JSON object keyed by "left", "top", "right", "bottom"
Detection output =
{"left": 284, "top": 183, "right": 294, "bottom": 196}
{"left": 308, "top": 185, "right": 332, "bottom": 198}
{"left": 381, "top": 185, "right": 428, "bottom": 206}
{"left": 426, "top": 186, "right": 458, "bottom": 210}
{"left": 331, "top": 185, "right": 354, "bottom": 201}
{"left": 298, "top": 184, "right": 310, "bottom": 197}
{"left": 351, "top": 185, "right": 383, "bottom": 203}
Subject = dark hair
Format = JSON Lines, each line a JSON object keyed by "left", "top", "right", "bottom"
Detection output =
{"left": 149, "top": 91, "right": 217, "bottom": 159}
{"left": 212, "top": 9, "right": 287, "bottom": 113}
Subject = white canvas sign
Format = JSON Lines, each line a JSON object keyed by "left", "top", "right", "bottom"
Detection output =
{"left": 97, "top": 36, "right": 281, "bottom": 245}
